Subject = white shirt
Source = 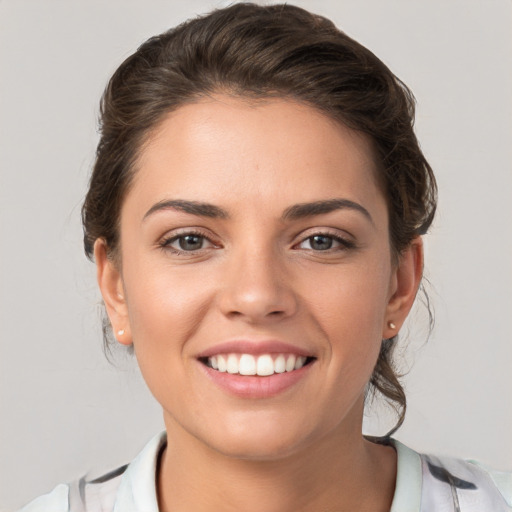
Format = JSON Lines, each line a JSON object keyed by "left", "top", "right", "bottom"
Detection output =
{"left": 19, "top": 432, "right": 512, "bottom": 511}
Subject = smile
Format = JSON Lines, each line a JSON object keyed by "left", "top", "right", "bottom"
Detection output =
{"left": 196, "top": 340, "right": 316, "bottom": 397}
{"left": 203, "top": 353, "right": 313, "bottom": 376}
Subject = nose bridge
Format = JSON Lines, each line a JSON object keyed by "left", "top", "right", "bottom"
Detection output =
{"left": 218, "top": 237, "right": 296, "bottom": 321}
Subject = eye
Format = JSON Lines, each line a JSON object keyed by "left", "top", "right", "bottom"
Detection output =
{"left": 159, "top": 231, "right": 216, "bottom": 254}
{"left": 303, "top": 235, "right": 335, "bottom": 251}
{"left": 297, "top": 233, "right": 354, "bottom": 252}
{"left": 174, "top": 234, "right": 206, "bottom": 251}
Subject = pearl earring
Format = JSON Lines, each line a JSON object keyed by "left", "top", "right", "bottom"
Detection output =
{"left": 388, "top": 322, "right": 396, "bottom": 330}
{"left": 117, "top": 329, "right": 125, "bottom": 336}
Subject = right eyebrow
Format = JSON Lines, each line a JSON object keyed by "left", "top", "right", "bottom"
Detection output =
{"left": 142, "top": 199, "right": 229, "bottom": 221}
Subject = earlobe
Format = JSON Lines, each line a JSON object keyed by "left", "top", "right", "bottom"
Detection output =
{"left": 93, "top": 239, "right": 133, "bottom": 346}
{"left": 383, "top": 237, "right": 424, "bottom": 339}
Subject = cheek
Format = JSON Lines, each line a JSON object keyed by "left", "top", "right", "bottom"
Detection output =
{"left": 304, "top": 257, "right": 391, "bottom": 377}
{"left": 120, "top": 251, "right": 218, "bottom": 365}
{"left": 305, "top": 256, "right": 391, "bottom": 331}
{"left": 120, "top": 261, "right": 217, "bottom": 408}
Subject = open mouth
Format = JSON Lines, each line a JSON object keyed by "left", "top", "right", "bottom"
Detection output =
{"left": 199, "top": 353, "right": 316, "bottom": 377}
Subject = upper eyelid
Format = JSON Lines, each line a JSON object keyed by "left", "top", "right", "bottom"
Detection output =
{"left": 291, "top": 227, "right": 357, "bottom": 250}
{"left": 295, "top": 234, "right": 353, "bottom": 248}
{"left": 293, "top": 226, "right": 355, "bottom": 242}
{"left": 159, "top": 227, "right": 217, "bottom": 241}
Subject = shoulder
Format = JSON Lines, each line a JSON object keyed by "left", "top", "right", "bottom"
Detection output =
{"left": 420, "top": 453, "right": 512, "bottom": 511}
{"left": 17, "top": 432, "right": 166, "bottom": 512}
{"left": 17, "top": 465, "right": 127, "bottom": 512}
{"left": 17, "top": 483, "right": 69, "bottom": 512}
{"left": 391, "top": 439, "right": 512, "bottom": 512}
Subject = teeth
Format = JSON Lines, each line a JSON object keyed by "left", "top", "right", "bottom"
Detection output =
{"left": 207, "top": 353, "right": 309, "bottom": 376}
{"left": 239, "top": 354, "right": 256, "bottom": 375}
{"left": 256, "top": 355, "right": 274, "bottom": 376}
{"left": 274, "top": 354, "right": 286, "bottom": 373}
{"left": 285, "top": 355, "right": 296, "bottom": 372}
{"left": 227, "top": 354, "right": 239, "bottom": 374}
{"left": 217, "top": 355, "right": 227, "bottom": 373}
{"left": 295, "top": 356, "right": 306, "bottom": 370}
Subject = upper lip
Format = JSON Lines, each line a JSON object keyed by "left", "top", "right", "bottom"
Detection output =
{"left": 196, "top": 339, "right": 315, "bottom": 359}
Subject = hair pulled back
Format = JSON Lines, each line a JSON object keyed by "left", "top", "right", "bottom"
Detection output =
{"left": 82, "top": 2, "right": 437, "bottom": 435}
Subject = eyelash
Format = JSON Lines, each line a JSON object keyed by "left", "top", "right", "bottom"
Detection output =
{"left": 158, "top": 229, "right": 217, "bottom": 255}
{"left": 158, "top": 229, "right": 356, "bottom": 255}
{"left": 294, "top": 232, "right": 356, "bottom": 252}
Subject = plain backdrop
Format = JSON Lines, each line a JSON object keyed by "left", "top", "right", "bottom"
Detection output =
{"left": 1, "top": 0, "right": 511, "bottom": 510}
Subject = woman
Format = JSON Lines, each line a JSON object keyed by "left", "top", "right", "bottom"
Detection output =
{"left": 19, "top": 3, "right": 511, "bottom": 511}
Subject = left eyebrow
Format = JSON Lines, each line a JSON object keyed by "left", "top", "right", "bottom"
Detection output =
{"left": 282, "top": 198, "right": 374, "bottom": 225}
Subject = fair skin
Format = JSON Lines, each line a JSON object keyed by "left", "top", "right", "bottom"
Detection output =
{"left": 95, "top": 95, "right": 423, "bottom": 512}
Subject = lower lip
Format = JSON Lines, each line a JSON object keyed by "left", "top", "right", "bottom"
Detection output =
{"left": 199, "top": 362, "right": 314, "bottom": 398}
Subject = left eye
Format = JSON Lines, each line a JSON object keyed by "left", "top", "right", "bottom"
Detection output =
{"left": 298, "top": 235, "right": 345, "bottom": 251}
{"left": 164, "top": 234, "right": 212, "bottom": 252}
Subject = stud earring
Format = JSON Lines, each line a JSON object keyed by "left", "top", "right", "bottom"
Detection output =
{"left": 117, "top": 329, "right": 125, "bottom": 336}
{"left": 388, "top": 322, "right": 396, "bottom": 330}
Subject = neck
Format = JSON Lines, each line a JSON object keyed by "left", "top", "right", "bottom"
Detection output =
{"left": 157, "top": 412, "right": 396, "bottom": 512}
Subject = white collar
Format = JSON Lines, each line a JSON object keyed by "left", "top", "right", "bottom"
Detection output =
{"left": 109, "top": 432, "right": 423, "bottom": 511}
{"left": 390, "top": 439, "right": 423, "bottom": 512}
{"left": 112, "top": 431, "right": 165, "bottom": 512}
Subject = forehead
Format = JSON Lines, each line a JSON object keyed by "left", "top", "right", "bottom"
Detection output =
{"left": 127, "top": 95, "right": 385, "bottom": 221}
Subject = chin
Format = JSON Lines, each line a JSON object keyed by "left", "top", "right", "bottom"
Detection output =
{"left": 197, "top": 412, "right": 320, "bottom": 461}
{"left": 211, "top": 434, "right": 306, "bottom": 461}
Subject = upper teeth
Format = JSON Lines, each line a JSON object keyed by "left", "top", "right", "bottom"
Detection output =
{"left": 208, "top": 354, "right": 307, "bottom": 376}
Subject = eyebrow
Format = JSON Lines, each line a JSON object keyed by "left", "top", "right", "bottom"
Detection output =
{"left": 282, "top": 198, "right": 374, "bottom": 225}
{"left": 143, "top": 197, "right": 373, "bottom": 224}
{"left": 143, "top": 199, "right": 229, "bottom": 221}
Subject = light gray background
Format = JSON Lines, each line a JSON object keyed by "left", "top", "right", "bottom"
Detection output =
{"left": 1, "top": 0, "right": 511, "bottom": 510}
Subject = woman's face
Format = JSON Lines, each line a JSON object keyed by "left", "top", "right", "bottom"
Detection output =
{"left": 97, "top": 95, "right": 419, "bottom": 459}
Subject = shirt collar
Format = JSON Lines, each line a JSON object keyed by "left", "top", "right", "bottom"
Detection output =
{"left": 389, "top": 438, "right": 423, "bottom": 512}
{"left": 113, "top": 431, "right": 166, "bottom": 512}
{"left": 111, "top": 432, "right": 422, "bottom": 511}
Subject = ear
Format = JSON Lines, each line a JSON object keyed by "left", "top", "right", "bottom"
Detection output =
{"left": 94, "top": 239, "right": 132, "bottom": 346}
{"left": 383, "top": 237, "right": 424, "bottom": 339}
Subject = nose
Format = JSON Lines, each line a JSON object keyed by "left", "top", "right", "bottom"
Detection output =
{"left": 217, "top": 246, "right": 298, "bottom": 323}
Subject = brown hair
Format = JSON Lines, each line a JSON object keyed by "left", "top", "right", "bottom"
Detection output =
{"left": 82, "top": 2, "right": 437, "bottom": 435}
